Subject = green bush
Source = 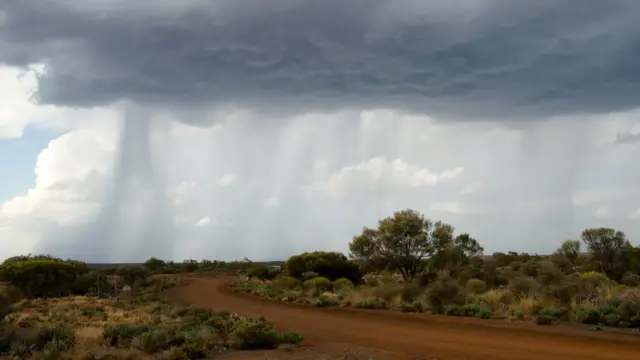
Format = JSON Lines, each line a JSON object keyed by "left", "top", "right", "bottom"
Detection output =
{"left": 0, "top": 259, "right": 78, "bottom": 298}
{"left": 538, "top": 307, "right": 566, "bottom": 320}
{"left": 401, "top": 301, "right": 424, "bottom": 313}
{"left": 275, "top": 276, "right": 300, "bottom": 290}
{"left": 476, "top": 308, "right": 492, "bottom": 319}
{"left": 535, "top": 314, "right": 554, "bottom": 325}
{"left": 355, "top": 298, "right": 387, "bottom": 309}
{"left": 279, "top": 330, "right": 304, "bottom": 345}
{"left": 603, "top": 313, "right": 621, "bottom": 327}
{"left": 137, "top": 328, "right": 187, "bottom": 353}
{"left": 233, "top": 318, "right": 280, "bottom": 350}
{"left": 425, "top": 278, "right": 466, "bottom": 314}
{"left": 33, "top": 324, "right": 75, "bottom": 351}
{"left": 285, "top": 251, "right": 362, "bottom": 283}
{"left": 103, "top": 323, "right": 153, "bottom": 346}
{"left": 573, "top": 308, "right": 601, "bottom": 325}
{"left": 333, "top": 278, "right": 354, "bottom": 291}
{"left": 315, "top": 294, "right": 341, "bottom": 308}
{"left": 303, "top": 276, "right": 332, "bottom": 295}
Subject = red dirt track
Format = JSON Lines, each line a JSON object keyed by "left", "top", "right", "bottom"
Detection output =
{"left": 166, "top": 277, "right": 640, "bottom": 360}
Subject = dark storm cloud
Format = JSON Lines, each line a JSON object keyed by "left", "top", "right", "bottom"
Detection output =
{"left": 1, "top": 0, "right": 640, "bottom": 119}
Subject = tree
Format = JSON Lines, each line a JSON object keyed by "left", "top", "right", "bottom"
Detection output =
{"left": 581, "top": 228, "right": 631, "bottom": 280}
{"left": 349, "top": 209, "right": 439, "bottom": 281}
{"left": 556, "top": 240, "right": 581, "bottom": 266}
{"left": 115, "top": 265, "right": 151, "bottom": 287}
{"left": 143, "top": 257, "right": 166, "bottom": 272}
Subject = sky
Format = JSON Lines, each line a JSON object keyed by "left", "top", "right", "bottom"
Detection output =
{"left": 1, "top": 0, "right": 640, "bottom": 262}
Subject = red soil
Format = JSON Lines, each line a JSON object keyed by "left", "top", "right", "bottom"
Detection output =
{"left": 165, "top": 277, "right": 640, "bottom": 360}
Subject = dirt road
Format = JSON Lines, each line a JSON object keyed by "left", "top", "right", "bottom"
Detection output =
{"left": 166, "top": 277, "right": 640, "bottom": 360}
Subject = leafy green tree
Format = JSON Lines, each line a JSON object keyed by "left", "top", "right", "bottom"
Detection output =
{"left": 182, "top": 259, "right": 199, "bottom": 273}
{"left": 581, "top": 227, "right": 631, "bottom": 280}
{"left": 142, "top": 257, "right": 166, "bottom": 272}
{"left": 349, "top": 209, "right": 444, "bottom": 281}
{"left": 115, "top": 265, "right": 151, "bottom": 286}
{"left": 556, "top": 240, "right": 581, "bottom": 266}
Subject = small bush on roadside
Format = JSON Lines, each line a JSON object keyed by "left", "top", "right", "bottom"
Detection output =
{"left": 233, "top": 318, "right": 280, "bottom": 350}
{"left": 535, "top": 314, "right": 555, "bottom": 325}
{"left": 355, "top": 298, "right": 387, "bottom": 309}
{"left": 279, "top": 330, "right": 304, "bottom": 345}
{"left": 425, "top": 277, "right": 466, "bottom": 314}
{"left": 333, "top": 278, "right": 354, "bottom": 291}
{"left": 315, "top": 294, "right": 341, "bottom": 308}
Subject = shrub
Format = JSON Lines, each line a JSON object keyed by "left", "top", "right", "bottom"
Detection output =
{"left": 0, "top": 260, "right": 78, "bottom": 298}
{"left": 603, "top": 313, "right": 621, "bottom": 327}
{"left": 538, "top": 307, "right": 566, "bottom": 320}
{"left": 507, "top": 276, "right": 539, "bottom": 298}
{"left": 279, "top": 330, "right": 304, "bottom": 345}
{"left": 275, "top": 276, "right": 300, "bottom": 290}
{"left": 247, "top": 266, "right": 280, "bottom": 281}
{"left": 233, "top": 318, "right": 280, "bottom": 350}
{"left": 285, "top": 251, "right": 362, "bottom": 283}
{"left": 303, "top": 277, "right": 332, "bottom": 295}
{"left": 355, "top": 298, "right": 387, "bottom": 309}
{"left": 425, "top": 277, "right": 466, "bottom": 314}
{"left": 509, "top": 310, "right": 525, "bottom": 321}
{"left": 137, "top": 328, "right": 187, "bottom": 353}
{"left": 466, "top": 279, "right": 488, "bottom": 294}
{"left": 33, "top": 324, "right": 75, "bottom": 351}
{"left": 535, "top": 314, "right": 554, "bottom": 325}
{"left": 401, "top": 301, "right": 424, "bottom": 313}
{"left": 315, "top": 294, "right": 341, "bottom": 308}
{"left": 104, "top": 323, "right": 153, "bottom": 346}
{"left": 333, "top": 278, "right": 354, "bottom": 291}
{"left": 476, "top": 308, "right": 492, "bottom": 319}
{"left": 301, "top": 271, "right": 319, "bottom": 280}
{"left": 573, "top": 308, "right": 601, "bottom": 325}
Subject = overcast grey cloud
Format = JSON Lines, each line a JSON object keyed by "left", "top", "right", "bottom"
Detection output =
{"left": 1, "top": 0, "right": 640, "bottom": 119}
{"left": 1, "top": 1, "right": 640, "bottom": 262}
{"left": 615, "top": 130, "right": 640, "bottom": 144}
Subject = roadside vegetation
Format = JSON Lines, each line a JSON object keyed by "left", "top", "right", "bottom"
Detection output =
{"left": 229, "top": 209, "right": 640, "bottom": 330}
{"left": 0, "top": 256, "right": 303, "bottom": 359}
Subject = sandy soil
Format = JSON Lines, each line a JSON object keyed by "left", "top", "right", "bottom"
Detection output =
{"left": 165, "top": 276, "right": 640, "bottom": 360}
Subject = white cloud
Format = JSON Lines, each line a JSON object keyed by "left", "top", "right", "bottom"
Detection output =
{"left": 216, "top": 173, "right": 238, "bottom": 187}
{"left": 194, "top": 216, "right": 211, "bottom": 227}
{"left": 312, "top": 157, "right": 464, "bottom": 199}
{"left": 430, "top": 201, "right": 485, "bottom": 215}
{"left": 460, "top": 182, "right": 484, "bottom": 195}
{"left": 263, "top": 196, "right": 280, "bottom": 208}
{"left": 594, "top": 206, "right": 613, "bottom": 219}
{"left": 629, "top": 209, "right": 640, "bottom": 220}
